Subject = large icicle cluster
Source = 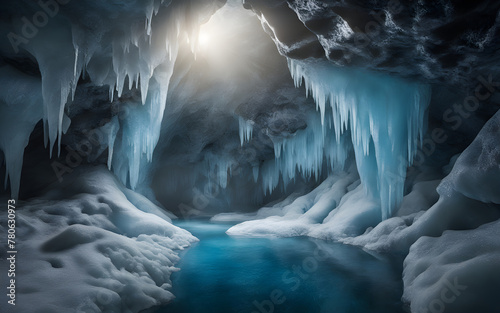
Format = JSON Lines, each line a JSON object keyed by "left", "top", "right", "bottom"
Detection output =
{"left": 223, "top": 59, "right": 430, "bottom": 219}
{"left": 259, "top": 110, "right": 351, "bottom": 195}
{"left": 0, "top": 0, "right": 216, "bottom": 196}
{"left": 287, "top": 59, "right": 431, "bottom": 219}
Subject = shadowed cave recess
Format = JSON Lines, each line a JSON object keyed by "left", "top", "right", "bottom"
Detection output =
{"left": 1, "top": 0, "right": 500, "bottom": 312}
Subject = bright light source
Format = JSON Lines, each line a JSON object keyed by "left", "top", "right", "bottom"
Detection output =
{"left": 198, "top": 28, "right": 211, "bottom": 47}
{"left": 191, "top": 1, "right": 267, "bottom": 78}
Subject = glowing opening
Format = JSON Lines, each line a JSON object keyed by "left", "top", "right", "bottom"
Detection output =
{"left": 198, "top": 27, "right": 211, "bottom": 48}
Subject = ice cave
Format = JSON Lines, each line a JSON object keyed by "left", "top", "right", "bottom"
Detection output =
{"left": 1, "top": 0, "right": 500, "bottom": 312}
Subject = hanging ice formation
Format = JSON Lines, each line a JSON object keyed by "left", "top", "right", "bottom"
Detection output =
{"left": 233, "top": 59, "right": 430, "bottom": 219}
{"left": 1, "top": 0, "right": 208, "bottom": 197}
{"left": 205, "top": 152, "right": 235, "bottom": 190}
{"left": 258, "top": 110, "right": 352, "bottom": 196}
{"left": 239, "top": 117, "right": 254, "bottom": 146}
{"left": 0, "top": 66, "right": 44, "bottom": 199}
{"left": 284, "top": 59, "right": 431, "bottom": 219}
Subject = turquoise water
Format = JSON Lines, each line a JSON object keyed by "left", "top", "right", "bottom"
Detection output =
{"left": 155, "top": 220, "right": 406, "bottom": 313}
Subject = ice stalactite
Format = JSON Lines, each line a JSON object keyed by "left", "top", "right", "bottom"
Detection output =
{"left": 0, "top": 66, "right": 44, "bottom": 199}
{"left": 73, "top": 3, "right": 190, "bottom": 189}
{"left": 205, "top": 152, "right": 234, "bottom": 190}
{"left": 238, "top": 117, "right": 254, "bottom": 146}
{"left": 287, "top": 58, "right": 431, "bottom": 219}
{"left": 260, "top": 110, "right": 352, "bottom": 196}
{"left": 109, "top": 46, "right": 178, "bottom": 189}
{"left": 212, "top": 109, "right": 352, "bottom": 201}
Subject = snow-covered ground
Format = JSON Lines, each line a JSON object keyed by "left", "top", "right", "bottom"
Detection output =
{"left": 0, "top": 165, "right": 197, "bottom": 313}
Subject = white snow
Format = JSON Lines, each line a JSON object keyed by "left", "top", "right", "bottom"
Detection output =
{"left": 403, "top": 220, "right": 500, "bottom": 313}
{"left": 400, "top": 108, "right": 500, "bottom": 312}
{"left": 224, "top": 167, "right": 383, "bottom": 239}
{"left": 0, "top": 165, "right": 196, "bottom": 313}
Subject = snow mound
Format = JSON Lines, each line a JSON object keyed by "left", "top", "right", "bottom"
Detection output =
{"left": 403, "top": 220, "right": 500, "bottom": 313}
{"left": 1, "top": 165, "right": 196, "bottom": 313}
{"left": 400, "top": 109, "right": 500, "bottom": 312}
{"left": 225, "top": 167, "right": 384, "bottom": 239}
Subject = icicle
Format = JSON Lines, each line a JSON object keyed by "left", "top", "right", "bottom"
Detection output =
{"left": 252, "top": 166, "right": 259, "bottom": 183}
{"left": 106, "top": 117, "right": 120, "bottom": 169}
{"left": 238, "top": 117, "right": 254, "bottom": 146}
{"left": 0, "top": 66, "right": 44, "bottom": 199}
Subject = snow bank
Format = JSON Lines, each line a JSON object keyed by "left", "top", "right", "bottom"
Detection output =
{"left": 402, "top": 219, "right": 500, "bottom": 313}
{"left": 225, "top": 167, "right": 383, "bottom": 239}
{"left": 400, "top": 109, "right": 500, "bottom": 312}
{"left": 1, "top": 165, "right": 196, "bottom": 313}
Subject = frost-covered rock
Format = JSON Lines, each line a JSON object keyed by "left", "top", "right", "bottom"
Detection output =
{"left": 0, "top": 165, "right": 196, "bottom": 313}
{"left": 243, "top": 0, "right": 500, "bottom": 85}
